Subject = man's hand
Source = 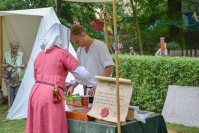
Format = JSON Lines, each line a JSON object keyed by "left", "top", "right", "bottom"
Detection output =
{"left": 88, "top": 86, "right": 96, "bottom": 96}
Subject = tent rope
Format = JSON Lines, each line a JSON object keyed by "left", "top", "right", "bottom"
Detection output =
{"left": 4, "top": 17, "right": 28, "bottom": 59}
{"left": 99, "top": 3, "right": 111, "bottom": 22}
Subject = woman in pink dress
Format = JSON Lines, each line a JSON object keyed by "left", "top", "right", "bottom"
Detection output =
{"left": 26, "top": 23, "right": 96, "bottom": 133}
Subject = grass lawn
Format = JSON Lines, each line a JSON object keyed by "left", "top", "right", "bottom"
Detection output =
{"left": 1, "top": 104, "right": 199, "bottom": 133}
{"left": 166, "top": 123, "right": 199, "bottom": 133}
{"left": 0, "top": 104, "right": 26, "bottom": 133}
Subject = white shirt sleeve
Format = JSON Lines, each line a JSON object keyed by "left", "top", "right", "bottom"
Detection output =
{"left": 72, "top": 66, "right": 97, "bottom": 86}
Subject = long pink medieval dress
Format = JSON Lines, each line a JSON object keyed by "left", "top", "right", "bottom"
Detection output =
{"left": 26, "top": 47, "right": 79, "bottom": 133}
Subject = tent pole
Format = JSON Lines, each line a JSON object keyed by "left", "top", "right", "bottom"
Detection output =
{"left": 112, "top": 0, "right": 121, "bottom": 133}
{"left": 0, "top": 16, "right": 3, "bottom": 104}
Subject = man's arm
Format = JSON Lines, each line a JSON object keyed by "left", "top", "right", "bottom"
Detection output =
{"left": 88, "top": 65, "right": 114, "bottom": 96}
{"left": 67, "top": 66, "right": 97, "bottom": 95}
{"left": 102, "top": 65, "right": 114, "bottom": 77}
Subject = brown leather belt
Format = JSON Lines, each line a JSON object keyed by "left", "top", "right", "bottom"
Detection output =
{"left": 36, "top": 80, "right": 64, "bottom": 91}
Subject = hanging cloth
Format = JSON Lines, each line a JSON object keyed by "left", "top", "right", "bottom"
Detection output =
{"left": 41, "top": 23, "right": 70, "bottom": 52}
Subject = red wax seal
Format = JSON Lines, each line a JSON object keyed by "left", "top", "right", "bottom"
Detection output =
{"left": 100, "top": 108, "right": 109, "bottom": 117}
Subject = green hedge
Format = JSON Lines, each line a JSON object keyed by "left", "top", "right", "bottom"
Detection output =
{"left": 112, "top": 55, "right": 199, "bottom": 112}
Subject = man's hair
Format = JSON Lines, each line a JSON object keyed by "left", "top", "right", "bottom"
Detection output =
{"left": 10, "top": 41, "right": 20, "bottom": 48}
{"left": 70, "top": 25, "right": 84, "bottom": 36}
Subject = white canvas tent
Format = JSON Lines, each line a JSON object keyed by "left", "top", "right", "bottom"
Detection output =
{"left": 0, "top": 7, "right": 83, "bottom": 120}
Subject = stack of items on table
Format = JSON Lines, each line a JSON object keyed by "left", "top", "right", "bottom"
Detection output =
{"left": 65, "top": 94, "right": 94, "bottom": 121}
{"left": 65, "top": 95, "right": 154, "bottom": 124}
{"left": 65, "top": 95, "right": 154, "bottom": 123}
{"left": 65, "top": 93, "right": 135, "bottom": 123}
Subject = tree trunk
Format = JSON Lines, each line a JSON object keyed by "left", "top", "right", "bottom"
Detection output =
{"left": 56, "top": 0, "right": 62, "bottom": 18}
{"left": 130, "top": 0, "right": 143, "bottom": 55}
{"left": 168, "top": 0, "right": 186, "bottom": 49}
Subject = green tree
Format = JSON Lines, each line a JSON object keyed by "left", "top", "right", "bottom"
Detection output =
{"left": 60, "top": 1, "right": 105, "bottom": 39}
{"left": 0, "top": 0, "right": 54, "bottom": 10}
{"left": 168, "top": 0, "right": 186, "bottom": 49}
{"left": 120, "top": 0, "right": 168, "bottom": 55}
{"left": 129, "top": 0, "right": 143, "bottom": 55}
{"left": 0, "top": 0, "right": 28, "bottom": 10}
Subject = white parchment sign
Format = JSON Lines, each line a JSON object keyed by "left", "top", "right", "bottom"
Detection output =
{"left": 87, "top": 76, "right": 133, "bottom": 123}
{"left": 162, "top": 85, "right": 199, "bottom": 127}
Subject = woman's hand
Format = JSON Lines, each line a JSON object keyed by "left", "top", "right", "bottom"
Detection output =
{"left": 66, "top": 86, "right": 74, "bottom": 96}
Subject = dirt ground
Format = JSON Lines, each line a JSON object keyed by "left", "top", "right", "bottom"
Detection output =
{"left": 168, "top": 129, "right": 182, "bottom": 133}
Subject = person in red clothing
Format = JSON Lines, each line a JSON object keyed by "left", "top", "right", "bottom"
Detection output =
{"left": 26, "top": 23, "right": 96, "bottom": 133}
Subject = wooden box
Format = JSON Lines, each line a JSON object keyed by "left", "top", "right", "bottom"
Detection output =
{"left": 126, "top": 107, "right": 134, "bottom": 121}
{"left": 66, "top": 106, "right": 94, "bottom": 121}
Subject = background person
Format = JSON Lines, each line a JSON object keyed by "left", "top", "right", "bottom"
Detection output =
{"left": 73, "top": 20, "right": 81, "bottom": 25}
{"left": 68, "top": 24, "right": 114, "bottom": 96}
{"left": 129, "top": 47, "right": 136, "bottom": 55}
{"left": 26, "top": 23, "right": 96, "bottom": 133}
{"left": 111, "top": 37, "right": 123, "bottom": 54}
{"left": 155, "top": 43, "right": 168, "bottom": 57}
{"left": 108, "top": 45, "right": 115, "bottom": 54}
{"left": 2, "top": 41, "right": 26, "bottom": 107}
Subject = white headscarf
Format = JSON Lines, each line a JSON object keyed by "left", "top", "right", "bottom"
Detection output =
{"left": 41, "top": 23, "right": 70, "bottom": 52}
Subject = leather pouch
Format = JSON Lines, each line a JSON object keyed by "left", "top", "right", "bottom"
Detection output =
{"left": 53, "top": 85, "right": 62, "bottom": 103}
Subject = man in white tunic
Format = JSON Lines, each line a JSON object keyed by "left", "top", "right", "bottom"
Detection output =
{"left": 68, "top": 25, "right": 114, "bottom": 96}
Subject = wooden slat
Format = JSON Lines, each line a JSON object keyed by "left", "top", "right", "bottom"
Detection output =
{"left": 192, "top": 49, "right": 195, "bottom": 57}
{"left": 183, "top": 50, "right": 186, "bottom": 56}
{"left": 187, "top": 50, "right": 191, "bottom": 56}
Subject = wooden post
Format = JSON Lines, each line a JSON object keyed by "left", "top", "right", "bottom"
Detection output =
{"left": 113, "top": 0, "right": 121, "bottom": 133}
{"left": 160, "top": 37, "right": 165, "bottom": 57}
{"left": 0, "top": 16, "right": 3, "bottom": 104}
{"left": 0, "top": 17, "right": 3, "bottom": 85}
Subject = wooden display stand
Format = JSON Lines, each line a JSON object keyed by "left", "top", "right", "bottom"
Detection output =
{"left": 66, "top": 111, "right": 94, "bottom": 121}
{"left": 66, "top": 106, "right": 95, "bottom": 121}
{"left": 66, "top": 106, "right": 134, "bottom": 122}
{"left": 126, "top": 107, "right": 134, "bottom": 121}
